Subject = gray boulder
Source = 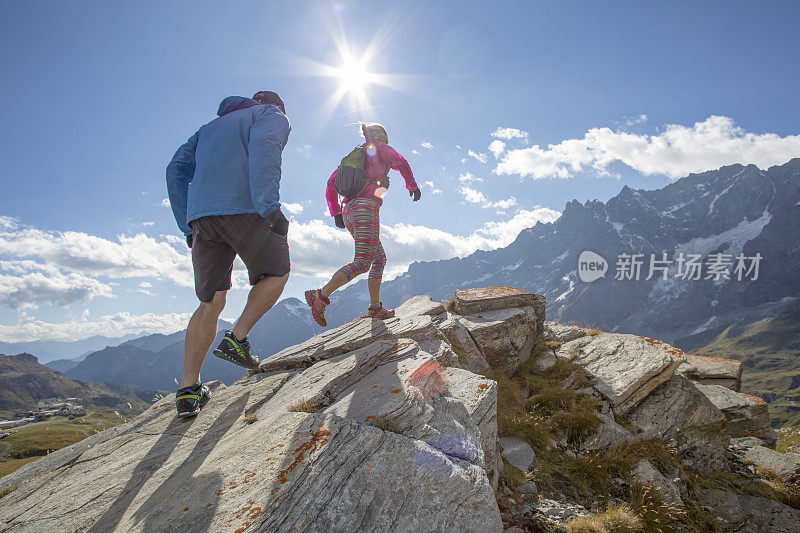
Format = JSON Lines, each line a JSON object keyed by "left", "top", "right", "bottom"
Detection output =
{"left": 677, "top": 354, "right": 743, "bottom": 391}
{"left": 697, "top": 489, "right": 800, "bottom": 533}
{"left": 434, "top": 311, "right": 491, "bottom": 373}
{"left": 394, "top": 295, "right": 446, "bottom": 319}
{"left": 457, "top": 307, "right": 542, "bottom": 376}
{"left": 499, "top": 437, "right": 536, "bottom": 473}
{"left": 627, "top": 374, "right": 729, "bottom": 471}
{"left": 741, "top": 445, "right": 800, "bottom": 482}
{"left": 453, "top": 286, "right": 545, "bottom": 316}
{"left": 544, "top": 321, "right": 593, "bottom": 344}
{"left": 694, "top": 383, "right": 776, "bottom": 448}
{"left": 631, "top": 459, "right": 683, "bottom": 507}
{"left": 555, "top": 333, "right": 682, "bottom": 415}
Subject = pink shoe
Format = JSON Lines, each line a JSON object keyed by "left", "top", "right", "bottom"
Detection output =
{"left": 305, "top": 289, "right": 330, "bottom": 327}
{"left": 367, "top": 303, "right": 395, "bottom": 320}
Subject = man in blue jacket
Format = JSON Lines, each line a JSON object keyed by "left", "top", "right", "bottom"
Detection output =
{"left": 166, "top": 91, "right": 291, "bottom": 418}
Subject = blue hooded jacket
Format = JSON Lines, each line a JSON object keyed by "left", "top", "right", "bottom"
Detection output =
{"left": 166, "top": 96, "right": 291, "bottom": 235}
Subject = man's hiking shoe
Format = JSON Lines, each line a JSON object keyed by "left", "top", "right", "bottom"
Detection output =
{"left": 213, "top": 330, "right": 260, "bottom": 370}
{"left": 367, "top": 303, "right": 395, "bottom": 320}
{"left": 305, "top": 289, "right": 330, "bottom": 327}
{"left": 175, "top": 383, "right": 210, "bottom": 418}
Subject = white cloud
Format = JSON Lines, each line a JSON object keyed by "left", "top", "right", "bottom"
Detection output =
{"left": 491, "top": 127, "right": 530, "bottom": 143}
{"left": 488, "top": 140, "right": 506, "bottom": 159}
{"left": 297, "top": 144, "right": 312, "bottom": 158}
{"left": 160, "top": 198, "right": 171, "bottom": 208}
{"left": 624, "top": 114, "right": 648, "bottom": 127}
{"left": 412, "top": 149, "right": 420, "bottom": 155}
{"left": 468, "top": 150, "right": 488, "bottom": 163}
{"left": 285, "top": 207, "right": 560, "bottom": 280}
{"left": 458, "top": 186, "right": 517, "bottom": 212}
{"left": 142, "top": 221, "right": 155, "bottom": 227}
{"left": 458, "top": 172, "right": 483, "bottom": 184}
{"left": 0, "top": 217, "right": 192, "bottom": 287}
{"left": 423, "top": 181, "right": 442, "bottom": 195}
{"left": 0, "top": 311, "right": 192, "bottom": 342}
{"left": 0, "top": 260, "right": 113, "bottom": 309}
{"left": 495, "top": 115, "right": 800, "bottom": 180}
{"left": 421, "top": 142, "right": 434, "bottom": 149}
{"left": 283, "top": 202, "right": 304, "bottom": 215}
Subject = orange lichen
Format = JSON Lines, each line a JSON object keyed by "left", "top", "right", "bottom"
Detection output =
{"left": 391, "top": 388, "right": 402, "bottom": 393}
{"left": 276, "top": 427, "right": 331, "bottom": 483}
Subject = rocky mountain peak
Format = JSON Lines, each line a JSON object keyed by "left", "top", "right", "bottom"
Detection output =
{"left": 3, "top": 287, "right": 798, "bottom": 531}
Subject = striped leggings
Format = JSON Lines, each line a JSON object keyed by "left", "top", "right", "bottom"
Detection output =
{"left": 338, "top": 197, "right": 386, "bottom": 282}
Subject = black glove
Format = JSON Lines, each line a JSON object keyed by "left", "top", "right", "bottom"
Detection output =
{"left": 410, "top": 188, "right": 422, "bottom": 202}
{"left": 186, "top": 234, "right": 193, "bottom": 248}
{"left": 334, "top": 214, "right": 346, "bottom": 229}
{"left": 266, "top": 209, "right": 289, "bottom": 236}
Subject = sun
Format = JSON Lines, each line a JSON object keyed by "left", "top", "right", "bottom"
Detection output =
{"left": 337, "top": 56, "right": 370, "bottom": 92}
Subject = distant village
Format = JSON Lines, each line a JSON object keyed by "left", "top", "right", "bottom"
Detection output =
{"left": 0, "top": 397, "right": 87, "bottom": 431}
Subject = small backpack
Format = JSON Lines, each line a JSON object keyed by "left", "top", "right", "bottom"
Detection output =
{"left": 334, "top": 145, "right": 390, "bottom": 198}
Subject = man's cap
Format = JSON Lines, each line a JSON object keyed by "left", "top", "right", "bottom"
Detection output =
{"left": 252, "top": 91, "right": 285, "bottom": 114}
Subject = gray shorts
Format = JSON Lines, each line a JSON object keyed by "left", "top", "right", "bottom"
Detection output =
{"left": 190, "top": 213, "right": 290, "bottom": 302}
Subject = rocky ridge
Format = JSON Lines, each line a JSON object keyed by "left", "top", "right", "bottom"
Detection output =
{"left": 1, "top": 287, "right": 799, "bottom": 532}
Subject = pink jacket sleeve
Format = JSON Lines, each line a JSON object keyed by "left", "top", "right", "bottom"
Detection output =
{"left": 381, "top": 144, "right": 418, "bottom": 192}
{"left": 326, "top": 169, "right": 342, "bottom": 216}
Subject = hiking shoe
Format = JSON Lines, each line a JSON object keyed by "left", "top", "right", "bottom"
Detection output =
{"left": 305, "top": 289, "right": 330, "bottom": 327}
{"left": 213, "top": 330, "right": 260, "bottom": 370}
{"left": 175, "top": 383, "right": 210, "bottom": 418}
{"left": 367, "top": 302, "right": 395, "bottom": 320}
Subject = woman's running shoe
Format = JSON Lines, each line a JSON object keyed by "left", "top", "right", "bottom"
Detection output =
{"left": 367, "top": 303, "right": 395, "bottom": 320}
{"left": 175, "top": 382, "right": 210, "bottom": 418}
{"left": 305, "top": 289, "right": 330, "bottom": 327}
{"left": 213, "top": 330, "right": 260, "bottom": 370}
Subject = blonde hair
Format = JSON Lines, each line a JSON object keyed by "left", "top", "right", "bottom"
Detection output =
{"left": 361, "top": 122, "right": 388, "bottom": 143}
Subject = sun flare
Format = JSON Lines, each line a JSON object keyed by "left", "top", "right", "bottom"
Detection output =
{"left": 337, "top": 57, "right": 370, "bottom": 92}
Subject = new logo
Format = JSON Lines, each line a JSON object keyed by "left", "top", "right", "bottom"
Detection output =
{"left": 578, "top": 251, "right": 608, "bottom": 283}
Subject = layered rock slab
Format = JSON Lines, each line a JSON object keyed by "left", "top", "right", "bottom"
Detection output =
{"left": 258, "top": 313, "right": 440, "bottom": 372}
{"left": 694, "top": 383, "right": 776, "bottom": 447}
{"left": 555, "top": 333, "right": 683, "bottom": 415}
{"left": 677, "top": 354, "right": 742, "bottom": 391}
{"left": 1, "top": 338, "right": 502, "bottom": 532}
{"left": 453, "top": 286, "right": 544, "bottom": 316}
{"left": 456, "top": 307, "right": 542, "bottom": 376}
{"left": 697, "top": 489, "right": 800, "bottom": 533}
{"left": 627, "top": 374, "right": 729, "bottom": 471}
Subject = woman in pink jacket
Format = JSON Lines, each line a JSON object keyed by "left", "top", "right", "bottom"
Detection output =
{"left": 305, "top": 123, "right": 421, "bottom": 327}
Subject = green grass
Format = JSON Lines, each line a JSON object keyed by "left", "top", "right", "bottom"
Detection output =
{"left": 0, "top": 413, "right": 120, "bottom": 478}
{"left": 691, "top": 298, "right": 800, "bottom": 428}
{"left": 777, "top": 426, "right": 800, "bottom": 453}
{"left": 0, "top": 485, "right": 18, "bottom": 499}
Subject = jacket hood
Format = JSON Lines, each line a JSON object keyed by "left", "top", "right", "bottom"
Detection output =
{"left": 217, "top": 96, "right": 260, "bottom": 117}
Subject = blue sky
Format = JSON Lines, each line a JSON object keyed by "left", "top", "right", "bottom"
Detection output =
{"left": 1, "top": 1, "right": 799, "bottom": 341}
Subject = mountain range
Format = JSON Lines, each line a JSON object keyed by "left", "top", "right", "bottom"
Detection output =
{"left": 23, "top": 158, "right": 800, "bottom": 421}
{"left": 0, "top": 353, "right": 158, "bottom": 418}
{"left": 326, "top": 158, "right": 800, "bottom": 347}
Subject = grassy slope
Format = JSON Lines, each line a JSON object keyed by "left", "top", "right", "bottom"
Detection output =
{"left": 0, "top": 413, "right": 123, "bottom": 478}
{"left": 0, "top": 353, "right": 161, "bottom": 419}
{"left": 496, "top": 342, "right": 800, "bottom": 532}
{"left": 691, "top": 298, "right": 800, "bottom": 427}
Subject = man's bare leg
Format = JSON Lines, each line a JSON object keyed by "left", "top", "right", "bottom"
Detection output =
{"left": 180, "top": 290, "right": 227, "bottom": 388}
{"left": 232, "top": 273, "right": 289, "bottom": 340}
